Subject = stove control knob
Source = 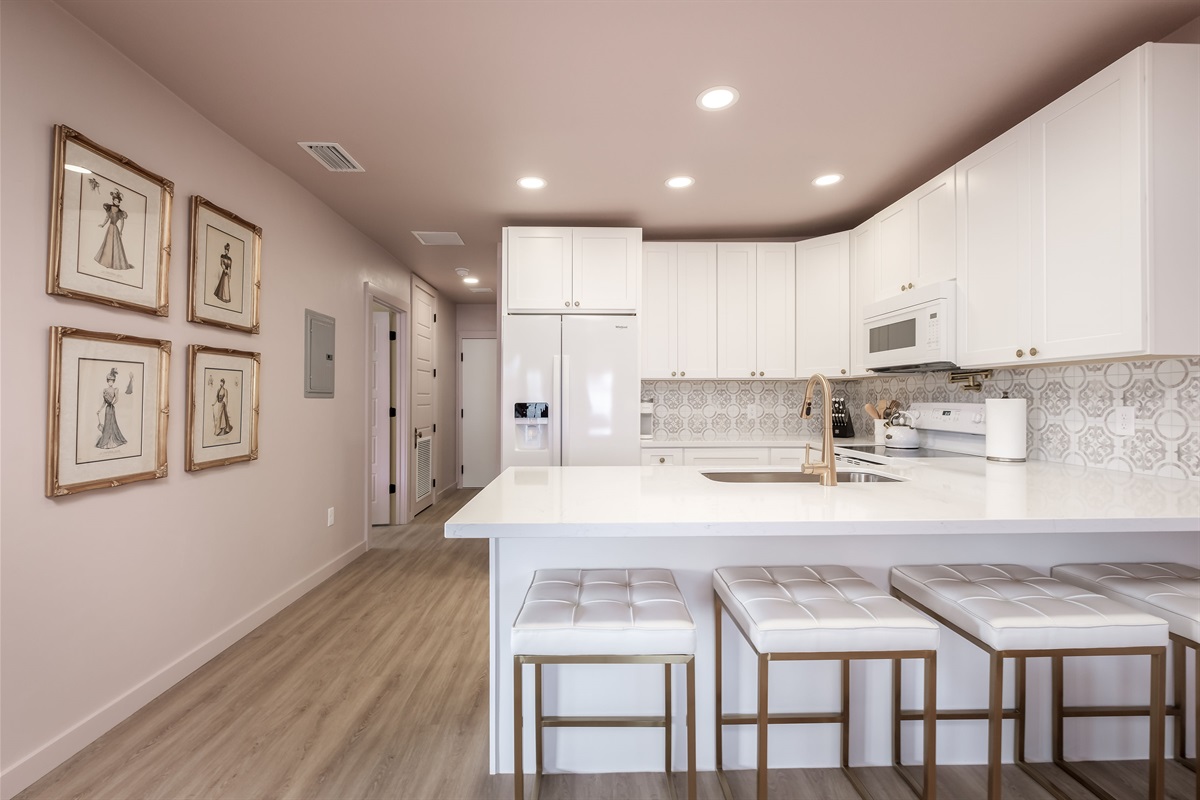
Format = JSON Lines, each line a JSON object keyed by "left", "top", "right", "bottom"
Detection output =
{"left": 973, "top": 412, "right": 984, "bottom": 424}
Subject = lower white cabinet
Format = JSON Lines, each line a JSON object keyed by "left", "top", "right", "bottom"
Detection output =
{"left": 768, "top": 448, "right": 808, "bottom": 467}
{"left": 641, "top": 448, "right": 684, "bottom": 466}
{"left": 682, "top": 448, "right": 769, "bottom": 467}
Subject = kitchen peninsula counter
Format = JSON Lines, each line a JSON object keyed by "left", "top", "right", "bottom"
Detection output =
{"left": 446, "top": 461, "right": 1199, "bottom": 777}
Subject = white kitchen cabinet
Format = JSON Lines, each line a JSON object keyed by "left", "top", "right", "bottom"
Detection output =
{"left": 874, "top": 168, "right": 956, "bottom": 302}
{"left": 956, "top": 43, "right": 1199, "bottom": 368}
{"left": 768, "top": 447, "right": 808, "bottom": 467}
{"left": 716, "top": 243, "right": 795, "bottom": 379}
{"left": 849, "top": 218, "right": 877, "bottom": 377}
{"left": 641, "top": 448, "right": 683, "bottom": 466}
{"left": 796, "top": 232, "right": 851, "bottom": 378}
{"left": 505, "top": 227, "right": 640, "bottom": 313}
{"left": 641, "top": 242, "right": 717, "bottom": 379}
{"left": 956, "top": 123, "right": 1032, "bottom": 367}
{"left": 682, "top": 448, "right": 769, "bottom": 467}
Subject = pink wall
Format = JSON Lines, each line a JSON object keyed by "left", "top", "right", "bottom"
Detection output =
{"left": 0, "top": 2, "right": 431, "bottom": 795}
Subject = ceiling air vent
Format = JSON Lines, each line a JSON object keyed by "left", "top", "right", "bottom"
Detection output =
{"left": 298, "top": 142, "right": 364, "bottom": 172}
{"left": 412, "top": 231, "right": 465, "bottom": 246}
{"left": 468, "top": 287, "right": 494, "bottom": 294}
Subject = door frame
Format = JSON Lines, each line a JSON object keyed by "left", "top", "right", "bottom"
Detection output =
{"left": 456, "top": 330, "right": 498, "bottom": 489}
{"left": 363, "top": 283, "right": 411, "bottom": 541}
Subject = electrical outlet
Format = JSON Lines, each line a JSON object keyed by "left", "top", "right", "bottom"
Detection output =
{"left": 326, "top": 507, "right": 335, "bottom": 527}
{"left": 1111, "top": 406, "right": 1135, "bottom": 436}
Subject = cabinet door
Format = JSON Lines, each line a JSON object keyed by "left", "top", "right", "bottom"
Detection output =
{"left": 676, "top": 243, "right": 718, "bottom": 379}
{"left": 506, "top": 227, "right": 573, "bottom": 312}
{"left": 1030, "top": 48, "right": 1144, "bottom": 361}
{"left": 849, "top": 219, "right": 876, "bottom": 377}
{"left": 755, "top": 243, "right": 796, "bottom": 379}
{"left": 796, "top": 232, "right": 850, "bottom": 377}
{"left": 876, "top": 200, "right": 912, "bottom": 299}
{"left": 912, "top": 167, "right": 957, "bottom": 287}
{"left": 573, "top": 228, "right": 640, "bottom": 312}
{"left": 956, "top": 123, "right": 1032, "bottom": 367}
{"left": 641, "top": 243, "right": 677, "bottom": 378}
{"left": 769, "top": 447, "right": 809, "bottom": 466}
{"left": 716, "top": 243, "right": 757, "bottom": 379}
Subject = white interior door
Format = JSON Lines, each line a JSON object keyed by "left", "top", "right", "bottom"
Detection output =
{"left": 412, "top": 280, "right": 436, "bottom": 515}
{"left": 370, "top": 311, "right": 392, "bottom": 524}
{"left": 461, "top": 338, "right": 499, "bottom": 487}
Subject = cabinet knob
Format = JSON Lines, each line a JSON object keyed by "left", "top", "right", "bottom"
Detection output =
{"left": 574, "top": 301, "right": 580, "bottom": 307}
{"left": 1016, "top": 349, "right": 1025, "bottom": 358}
{"left": 758, "top": 371, "right": 764, "bottom": 377}
{"left": 900, "top": 284, "right": 906, "bottom": 292}
{"left": 671, "top": 371, "right": 677, "bottom": 377}
{"left": 907, "top": 282, "right": 914, "bottom": 289}
{"left": 658, "top": 457, "right": 666, "bottom": 464}
{"left": 1029, "top": 347, "right": 1039, "bottom": 357}
{"left": 750, "top": 372, "right": 755, "bottom": 377}
{"left": 840, "top": 369, "right": 847, "bottom": 375}
{"left": 680, "top": 371, "right": 685, "bottom": 377}
{"left": 564, "top": 301, "right": 570, "bottom": 307}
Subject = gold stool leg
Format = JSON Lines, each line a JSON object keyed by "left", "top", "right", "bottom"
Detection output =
{"left": 513, "top": 657, "right": 523, "bottom": 800}
{"left": 987, "top": 652, "right": 1004, "bottom": 800}
{"left": 923, "top": 651, "right": 937, "bottom": 800}
{"left": 665, "top": 662, "right": 673, "bottom": 789}
{"left": 687, "top": 656, "right": 697, "bottom": 800}
{"left": 533, "top": 663, "right": 543, "bottom": 800}
{"left": 757, "top": 653, "right": 770, "bottom": 800}
{"left": 1150, "top": 648, "right": 1166, "bottom": 800}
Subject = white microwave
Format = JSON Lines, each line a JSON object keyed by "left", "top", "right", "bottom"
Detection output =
{"left": 862, "top": 280, "right": 957, "bottom": 372}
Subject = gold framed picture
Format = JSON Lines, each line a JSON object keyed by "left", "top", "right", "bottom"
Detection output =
{"left": 47, "top": 327, "right": 170, "bottom": 497}
{"left": 47, "top": 125, "right": 173, "bottom": 316}
{"left": 186, "top": 345, "right": 260, "bottom": 471}
{"left": 188, "top": 196, "right": 262, "bottom": 333}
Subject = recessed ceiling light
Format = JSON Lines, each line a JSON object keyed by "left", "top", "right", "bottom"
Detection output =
{"left": 665, "top": 176, "right": 695, "bottom": 189}
{"left": 812, "top": 173, "right": 844, "bottom": 187}
{"left": 517, "top": 176, "right": 547, "bottom": 189}
{"left": 63, "top": 164, "right": 92, "bottom": 174}
{"left": 463, "top": 277, "right": 480, "bottom": 285}
{"left": 697, "top": 86, "right": 739, "bottom": 110}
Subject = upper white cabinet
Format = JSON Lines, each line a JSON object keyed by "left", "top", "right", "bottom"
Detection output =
{"left": 796, "top": 232, "right": 851, "bottom": 377}
{"left": 849, "top": 219, "right": 877, "bottom": 377}
{"left": 717, "top": 243, "right": 796, "bottom": 379}
{"left": 956, "top": 123, "right": 1032, "bottom": 367}
{"left": 868, "top": 167, "right": 957, "bottom": 303}
{"left": 957, "top": 43, "right": 1199, "bottom": 367}
{"left": 505, "top": 227, "right": 640, "bottom": 313}
{"left": 641, "top": 242, "right": 718, "bottom": 379}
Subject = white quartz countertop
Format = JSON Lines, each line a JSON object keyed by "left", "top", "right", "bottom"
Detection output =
{"left": 445, "top": 459, "right": 1200, "bottom": 538}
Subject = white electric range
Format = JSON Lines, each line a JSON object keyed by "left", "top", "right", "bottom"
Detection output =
{"left": 835, "top": 402, "right": 988, "bottom": 466}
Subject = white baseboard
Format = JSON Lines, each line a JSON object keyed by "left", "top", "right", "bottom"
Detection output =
{"left": 0, "top": 542, "right": 366, "bottom": 800}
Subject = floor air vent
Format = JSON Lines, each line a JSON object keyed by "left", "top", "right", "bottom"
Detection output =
{"left": 298, "top": 142, "right": 365, "bottom": 172}
{"left": 416, "top": 436, "right": 432, "bottom": 500}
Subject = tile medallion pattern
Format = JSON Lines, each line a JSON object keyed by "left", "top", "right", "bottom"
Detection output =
{"left": 643, "top": 357, "right": 1200, "bottom": 480}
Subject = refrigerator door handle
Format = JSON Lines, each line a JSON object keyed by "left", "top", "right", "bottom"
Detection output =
{"left": 560, "top": 355, "right": 570, "bottom": 466}
{"left": 551, "top": 355, "right": 562, "bottom": 467}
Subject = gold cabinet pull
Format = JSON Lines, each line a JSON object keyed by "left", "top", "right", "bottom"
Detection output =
{"left": 1016, "top": 349, "right": 1025, "bottom": 358}
{"left": 574, "top": 301, "right": 580, "bottom": 307}
{"left": 840, "top": 369, "right": 847, "bottom": 375}
{"left": 658, "top": 457, "right": 665, "bottom": 464}
{"left": 680, "top": 371, "right": 686, "bottom": 377}
{"left": 671, "top": 371, "right": 677, "bottom": 377}
{"left": 1030, "top": 347, "right": 1039, "bottom": 357}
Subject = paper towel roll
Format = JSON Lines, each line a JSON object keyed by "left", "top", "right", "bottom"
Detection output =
{"left": 986, "top": 398, "right": 1027, "bottom": 462}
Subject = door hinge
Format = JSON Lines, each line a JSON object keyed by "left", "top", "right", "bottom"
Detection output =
{"left": 389, "top": 407, "right": 396, "bottom": 418}
{"left": 460, "top": 409, "right": 464, "bottom": 418}
{"left": 460, "top": 465, "right": 464, "bottom": 474}
{"left": 389, "top": 330, "right": 396, "bottom": 341}
{"left": 460, "top": 352, "right": 463, "bottom": 362}
{"left": 389, "top": 484, "right": 396, "bottom": 494}
{"left": 433, "top": 368, "right": 437, "bottom": 378}
{"left": 432, "top": 423, "right": 437, "bottom": 433}
{"left": 432, "top": 478, "right": 436, "bottom": 488}
{"left": 433, "top": 313, "right": 437, "bottom": 323}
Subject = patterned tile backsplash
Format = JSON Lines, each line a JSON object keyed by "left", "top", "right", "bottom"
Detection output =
{"left": 642, "top": 357, "right": 1200, "bottom": 480}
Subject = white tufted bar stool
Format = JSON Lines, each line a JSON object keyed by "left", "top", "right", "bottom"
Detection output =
{"left": 713, "top": 566, "right": 940, "bottom": 800}
{"left": 511, "top": 568, "right": 696, "bottom": 800}
{"left": 890, "top": 563, "right": 1170, "bottom": 800}
{"left": 1051, "top": 562, "right": 1199, "bottom": 798}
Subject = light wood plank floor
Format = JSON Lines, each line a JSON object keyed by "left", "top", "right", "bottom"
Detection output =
{"left": 17, "top": 487, "right": 1196, "bottom": 799}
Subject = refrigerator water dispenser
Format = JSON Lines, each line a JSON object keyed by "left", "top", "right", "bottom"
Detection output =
{"left": 514, "top": 402, "right": 549, "bottom": 451}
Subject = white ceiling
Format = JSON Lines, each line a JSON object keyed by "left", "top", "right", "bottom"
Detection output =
{"left": 57, "top": 0, "right": 1200, "bottom": 305}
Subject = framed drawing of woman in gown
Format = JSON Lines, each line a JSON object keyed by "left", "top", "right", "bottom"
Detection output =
{"left": 46, "top": 327, "right": 171, "bottom": 497}
{"left": 47, "top": 125, "right": 173, "bottom": 316}
{"left": 188, "top": 197, "right": 262, "bottom": 334}
{"left": 185, "top": 345, "right": 260, "bottom": 471}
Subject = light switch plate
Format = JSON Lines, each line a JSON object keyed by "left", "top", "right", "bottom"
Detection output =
{"left": 327, "top": 507, "right": 335, "bottom": 527}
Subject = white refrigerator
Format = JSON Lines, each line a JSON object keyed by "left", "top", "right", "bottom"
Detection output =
{"left": 501, "top": 315, "right": 640, "bottom": 468}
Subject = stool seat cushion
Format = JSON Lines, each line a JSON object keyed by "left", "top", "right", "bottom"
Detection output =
{"left": 714, "top": 566, "right": 940, "bottom": 654}
{"left": 1051, "top": 563, "right": 1200, "bottom": 644}
{"left": 891, "top": 564, "right": 1169, "bottom": 652}
{"left": 512, "top": 569, "right": 696, "bottom": 656}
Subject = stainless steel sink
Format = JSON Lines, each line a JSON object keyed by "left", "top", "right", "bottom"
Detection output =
{"left": 702, "top": 470, "right": 903, "bottom": 483}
